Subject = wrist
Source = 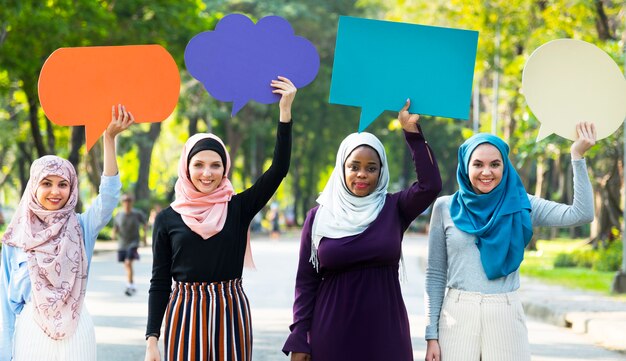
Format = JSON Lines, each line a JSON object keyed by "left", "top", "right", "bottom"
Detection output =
{"left": 104, "top": 132, "right": 116, "bottom": 142}
{"left": 279, "top": 111, "right": 292, "bottom": 123}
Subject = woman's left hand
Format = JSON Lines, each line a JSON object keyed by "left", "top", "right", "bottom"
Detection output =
{"left": 398, "top": 98, "right": 420, "bottom": 133}
{"left": 571, "top": 122, "right": 597, "bottom": 160}
{"left": 272, "top": 76, "right": 297, "bottom": 123}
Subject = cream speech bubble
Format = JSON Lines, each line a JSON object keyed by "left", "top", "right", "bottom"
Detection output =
{"left": 522, "top": 39, "right": 626, "bottom": 141}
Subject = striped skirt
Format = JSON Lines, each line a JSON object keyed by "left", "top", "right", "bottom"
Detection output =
{"left": 164, "top": 279, "right": 252, "bottom": 361}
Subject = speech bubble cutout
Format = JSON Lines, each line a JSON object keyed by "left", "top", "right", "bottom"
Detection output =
{"left": 522, "top": 39, "right": 626, "bottom": 141}
{"left": 185, "top": 14, "right": 320, "bottom": 117}
{"left": 38, "top": 45, "right": 180, "bottom": 151}
{"left": 329, "top": 16, "right": 479, "bottom": 132}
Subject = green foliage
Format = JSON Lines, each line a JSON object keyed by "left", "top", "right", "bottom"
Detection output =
{"left": 97, "top": 224, "right": 113, "bottom": 241}
{"left": 1, "top": 0, "right": 626, "bottom": 231}
{"left": 552, "top": 240, "right": 623, "bottom": 272}
{"left": 522, "top": 239, "right": 617, "bottom": 294}
{"left": 553, "top": 252, "right": 577, "bottom": 268}
{"left": 593, "top": 241, "right": 623, "bottom": 272}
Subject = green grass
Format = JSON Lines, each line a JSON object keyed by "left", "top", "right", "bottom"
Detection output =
{"left": 521, "top": 238, "right": 621, "bottom": 296}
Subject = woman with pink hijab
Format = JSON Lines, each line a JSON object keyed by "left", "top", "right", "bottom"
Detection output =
{"left": 0, "top": 105, "right": 134, "bottom": 361}
{"left": 145, "top": 76, "right": 296, "bottom": 361}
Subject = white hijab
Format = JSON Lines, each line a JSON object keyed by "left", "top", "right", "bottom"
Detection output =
{"left": 310, "top": 132, "right": 389, "bottom": 269}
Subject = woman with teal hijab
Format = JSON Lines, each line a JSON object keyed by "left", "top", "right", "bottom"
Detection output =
{"left": 425, "top": 122, "right": 596, "bottom": 361}
{"left": 450, "top": 133, "right": 533, "bottom": 280}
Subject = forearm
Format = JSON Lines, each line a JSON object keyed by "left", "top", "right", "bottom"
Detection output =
{"left": 146, "top": 287, "right": 171, "bottom": 337}
{"left": 397, "top": 129, "right": 442, "bottom": 220}
{"left": 529, "top": 159, "right": 594, "bottom": 227}
{"left": 424, "top": 200, "right": 448, "bottom": 340}
{"left": 102, "top": 133, "right": 118, "bottom": 176}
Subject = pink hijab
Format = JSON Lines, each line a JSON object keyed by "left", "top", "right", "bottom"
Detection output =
{"left": 1, "top": 155, "right": 87, "bottom": 340}
{"left": 171, "top": 133, "right": 255, "bottom": 268}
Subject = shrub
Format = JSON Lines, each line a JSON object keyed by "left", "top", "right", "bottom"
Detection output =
{"left": 572, "top": 249, "right": 596, "bottom": 268}
{"left": 554, "top": 252, "right": 577, "bottom": 268}
{"left": 98, "top": 225, "right": 113, "bottom": 241}
{"left": 593, "top": 241, "right": 623, "bottom": 272}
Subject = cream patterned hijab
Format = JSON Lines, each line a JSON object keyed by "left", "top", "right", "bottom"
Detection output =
{"left": 1, "top": 155, "right": 86, "bottom": 339}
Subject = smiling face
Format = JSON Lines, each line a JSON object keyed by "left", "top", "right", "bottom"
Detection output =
{"left": 36, "top": 175, "right": 71, "bottom": 210}
{"left": 343, "top": 145, "right": 381, "bottom": 197}
{"left": 188, "top": 150, "right": 225, "bottom": 194}
{"left": 468, "top": 143, "right": 503, "bottom": 194}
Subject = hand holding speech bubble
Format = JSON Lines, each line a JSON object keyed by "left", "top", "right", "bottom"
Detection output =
{"left": 329, "top": 16, "right": 479, "bottom": 132}
{"left": 185, "top": 14, "right": 320, "bottom": 117}
{"left": 38, "top": 45, "right": 180, "bottom": 151}
{"left": 522, "top": 39, "right": 626, "bottom": 141}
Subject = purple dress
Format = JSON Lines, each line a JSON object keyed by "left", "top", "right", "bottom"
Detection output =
{"left": 283, "top": 131, "right": 441, "bottom": 361}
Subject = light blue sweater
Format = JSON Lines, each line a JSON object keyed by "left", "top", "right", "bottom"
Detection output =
{"left": 0, "top": 174, "right": 121, "bottom": 360}
{"left": 425, "top": 159, "right": 594, "bottom": 340}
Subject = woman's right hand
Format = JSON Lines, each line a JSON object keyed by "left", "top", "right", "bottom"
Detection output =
{"left": 425, "top": 339, "right": 441, "bottom": 361}
{"left": 291, "top": 352, "right": 311, "bottom": 361}
{"left": 570, "top": 121, "right": 596, "bottom": 160}
{"left": 271, "top": 76, "right": 297, "bottom": 123}
{"left": 145, "top": 337, "right": 161, "bottom": 361}
{"left": 398, "top": 98, "right": 420, "bottom": 133}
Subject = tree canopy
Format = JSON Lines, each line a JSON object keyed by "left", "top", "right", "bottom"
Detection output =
{"left": 1, "top": 0, "right": 624, "bottom": 243}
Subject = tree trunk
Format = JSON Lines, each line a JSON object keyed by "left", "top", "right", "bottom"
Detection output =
{"left": 594, "top": 0, "right": 615, "bottom": 40}
{"left": 16, "top": 142, "right": 32, "bottom": 195}
{"left": 188, "top": 116, "right": 199, "bottom": 136}
{"left": 589, "top": 155, "right": 622, "bottom": 246}
{"left": 135, "top": 122, "right": 162, "bottom": 202}
{"left": 68, "top": 126, "right": 85, "bottom": 212}
{"left": 45, "top": 118, "right": 55, "bottom": 153}
{"left": 86, "top": 140, "right": 103, "bottom": 191}
{"left": 291, "top": 164, "right": 302, "bottom": 226}
{"left": 26, "top": 89, "right": 47, "bottom": 158}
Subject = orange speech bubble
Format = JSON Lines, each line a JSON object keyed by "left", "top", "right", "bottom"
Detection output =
{"left": 38, "top": 45, "right": 180, "bottom": 150}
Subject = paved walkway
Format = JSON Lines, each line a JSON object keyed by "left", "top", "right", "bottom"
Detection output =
{"left": 87, "top": 233, "right": 626, "bottom": 360}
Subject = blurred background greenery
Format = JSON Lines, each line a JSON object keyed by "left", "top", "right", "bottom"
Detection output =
{"left": 0, "top": 1, "right": 624, "bottom": 277}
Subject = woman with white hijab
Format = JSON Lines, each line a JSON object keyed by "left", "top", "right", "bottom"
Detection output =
{"left": 283, "top": 100, "right": 442, "bottom": 361}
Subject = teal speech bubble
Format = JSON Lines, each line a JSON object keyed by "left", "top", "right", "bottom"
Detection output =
{"left": 330, "top": 16, "right": 479, "bottom": 131}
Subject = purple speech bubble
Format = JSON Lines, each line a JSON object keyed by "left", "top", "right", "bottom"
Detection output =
{"left": 185, "top": 14, "right": 320, "bottom": 117}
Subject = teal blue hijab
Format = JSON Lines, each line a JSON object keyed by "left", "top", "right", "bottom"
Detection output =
{"left": 450, "top": 133, "right": 532, "bottom": 280}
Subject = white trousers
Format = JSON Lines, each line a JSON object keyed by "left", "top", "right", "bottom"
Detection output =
{"left": 438, "top": 288, "right": 531, "bottom": 361}
{"left": 13, "top": 302, "right": 96, "bottom": 361}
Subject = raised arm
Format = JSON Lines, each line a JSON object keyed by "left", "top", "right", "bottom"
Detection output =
{"left": 239, "top": 77, "right": 296, "bottom": 218}
{"left": 104, "top": 104, "right": 134, "bottom": 176}
{"left": 531, "top": 122, "right": 596, "bottom": 227}
{"left": 396, "top": 99, "right": 442, "bottom": 226}
{"left": 79, "top": 105, "right": 132, "bottom": 258}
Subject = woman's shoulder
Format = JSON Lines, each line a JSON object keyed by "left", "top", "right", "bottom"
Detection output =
{"left": 305, "top": 205, "right": 320, "bottom": 219}
{"left": 155, "top": 206, "right": 179, "bottom": 222}
{"left": 434, "top": 195, "right": 452, "bottom": 206}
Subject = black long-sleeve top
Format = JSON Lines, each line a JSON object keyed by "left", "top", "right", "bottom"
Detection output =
{"left": 146, "top": 122, "right": 292, "bottom": 337}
